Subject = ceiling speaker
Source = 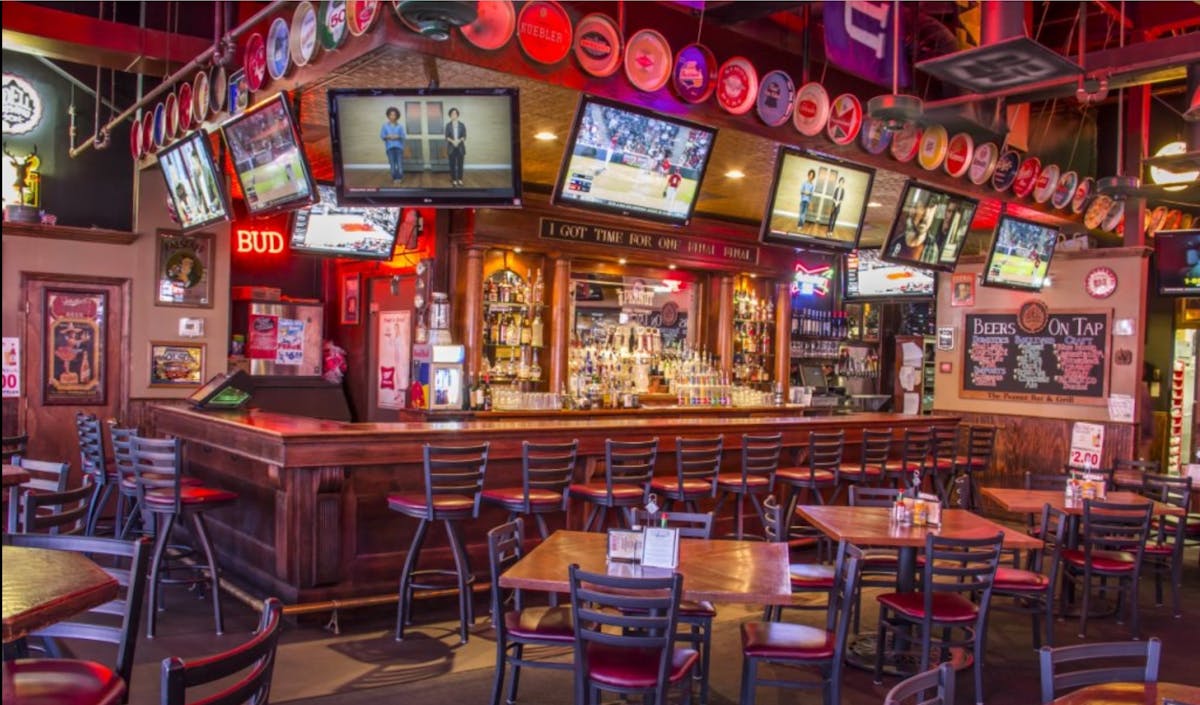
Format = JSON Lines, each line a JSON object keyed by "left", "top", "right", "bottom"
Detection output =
{"left": 396, "top": 1, "right": 477, "bottom": 41}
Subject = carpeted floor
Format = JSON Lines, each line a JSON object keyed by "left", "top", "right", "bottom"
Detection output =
{"left": 93, "top": 542, "right": 1200, "bottom": 705}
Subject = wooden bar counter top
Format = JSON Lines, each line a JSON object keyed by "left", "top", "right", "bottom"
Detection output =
{"left": 153, "top": 405, "right": 958, "bottom": 605}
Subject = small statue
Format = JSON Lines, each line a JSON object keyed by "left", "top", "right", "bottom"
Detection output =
{"left": 3, "top": 142, "right": 39, "bottom": 206}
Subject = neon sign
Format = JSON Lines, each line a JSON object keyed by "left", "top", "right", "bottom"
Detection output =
{"left": 3, "top": 73, "right": 42, "bottom": 135}
{"left": 791, "top": 262, "right": 833, "bottom": 297}
{"left": 235, "top": 229, "right": 286, "bottom": 254}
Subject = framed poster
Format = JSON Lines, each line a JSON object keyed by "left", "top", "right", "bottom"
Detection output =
{"left": 155, "top": 230, "right": 214, "bottom": 308}
{"left": 44, "top": 289, "right": 106, "bottom": 405}
{"left": 149, "top": 341, "right": 205, "bottom": 387}
{"left": 340, "top": 272, "right": 361, "bottom": 325}
{"left": 950, "top": 273, "right": 975, "bottom": 307}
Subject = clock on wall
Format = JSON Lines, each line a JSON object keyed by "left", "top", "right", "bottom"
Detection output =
{"left": 1085, "top": 267, "right": 1117, "bottom": 299}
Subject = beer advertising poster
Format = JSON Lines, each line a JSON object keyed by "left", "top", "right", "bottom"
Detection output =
{"left": 44, "top": 289, "right": 106, "bottom": 405}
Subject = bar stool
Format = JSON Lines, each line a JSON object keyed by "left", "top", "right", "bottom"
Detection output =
{"left": 1, "top": 658, "right": 126, "bottom": 705}
{"left": 954, "top": 424, "right": 997, "bottom": 510}
{"left": 885, "top": 427, "right": 932, "bottom": 493}
{"left": 777, "top": 430, "right": 844, "bottom": 510}
{"left": 568, "top": 438, "right": 657, "bottom": 532}
{"left": 713, "top": 433, "right": 781, "bottom": 540}
{"left": 928, "top": 426, "right": 960, "bottom": 506}
{"left": 389, "top": 442, "right": 489, "bottom": 644}
{"left": 133, "top": 436, "right": 237, "bottom": 638}
{"left": 481, "top": 440, "right": 577, "bottom": 541}
{"left": 76, "top": 412, "right": 116, "bottom": 536}
{"left": 652, "top": 435, "right": 723, "bottom": 513}
{"left": 833, "top": 427, "right": 892, "bottom": 504}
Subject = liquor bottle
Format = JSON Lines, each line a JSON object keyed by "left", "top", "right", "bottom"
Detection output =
{"left": 533, "top": 268, "right": 544, "bottom": 304}
{"left": 508, "top": 313, "right": 521, "bottom": 347}
{"left": 482, "top": 373, "right": 493, "bottom": 411}
{"left": 497, "top": 313, "right": 508, "bottom": 347}
{"left": 463, "top": 373, "right": 474, "bottom": 411}
{"left": 520, "top": 313, "right": 532, "bottom": 346}
{"left": 531, "top": 309, "right": 544, "bottom": 347}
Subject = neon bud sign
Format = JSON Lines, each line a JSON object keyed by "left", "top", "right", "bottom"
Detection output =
{"left": 791, "top": 262, "right": 832, "bottom": 296}
{"left": 235, "top": 229, "right": 286, "bottom": 254}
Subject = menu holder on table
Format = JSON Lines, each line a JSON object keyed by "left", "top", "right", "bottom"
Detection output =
{"left": 918, "top": 492, "right": 942, "bottom": 525}
{"left": 607, "top": 529, "right": 644, "bottom": 563}
{"left": 641, "top": 527, "right": 680, "bottom": 569}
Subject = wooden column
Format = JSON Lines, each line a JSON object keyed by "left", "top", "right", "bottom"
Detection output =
{"left": 774, "top": 280, "right": 792, "bottom": 389}
{"left": 462, "top": 245, "right": 485, "bottom": 377}
{"left": 1122, "top": 84, "right": 1150, "bottom": 248}
{"left": 716, "top": 275, "right": 735, "bottom": 376}
{"left": 549, "top": 256, "right": 571, "bottom": 394}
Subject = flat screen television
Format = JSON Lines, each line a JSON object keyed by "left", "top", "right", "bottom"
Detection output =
{"left": 1154, "top": 228, "right": 1200, "bottom": 296}
{"left": 880, "top": 181, "right": 978, "bottom": 272}
{"left": 844, "top": 248, "right": 935, "bottom": 299}
{"left": 760, "top": 147, "right": 875, "bottom": 251}
{"left": 551, "top": 94, "right": 717, "bottom": 226}
{"left": 982, "top": 214, "right": 1060, "bottom": 291}
{"left": 327, "top": 87, "right": 522, "bottom": 208}
{"left": 158, "top": 131, "right": 230, "bottom": 232}
{"left": 220, "top": 92, "right": 316, "bottom": 216}
{"left": 289, "top": 184, "right": 401, "bottom": 260}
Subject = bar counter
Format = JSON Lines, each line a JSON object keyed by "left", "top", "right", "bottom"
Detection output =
{"left": 153, "top": 405, "right": 958, "bottom": 604}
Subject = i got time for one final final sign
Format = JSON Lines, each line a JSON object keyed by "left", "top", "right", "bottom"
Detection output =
{"left": 539, "top": 218, "right": 759, "bottom": 266}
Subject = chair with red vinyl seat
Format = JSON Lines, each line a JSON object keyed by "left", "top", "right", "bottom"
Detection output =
{"left": 1139, "top": 472, "right": 1192, "bottom": 618}
{"left": 739, "top": 544, "right": 863, "bottom": 705}
{"left": 989, "top": 504, "right": 1068, "bottom": 648}
{"left": 76, "top": 412, "right": 117, "bottom": 537}
{"left": 832, "top": 427, "right": 892, "bottom": 505}
{"left": 486, "top": 518, "right": 574, "bottom": 705}
{"left": 848, "top": 485, "right": 902, "bottom": 632}
{"left": 884, "top": 427, "right": 932, "bottom": 494}
{"left": 883, "top": 662, "right": 955, "bottom": 705}
{"left": 482, "top": 440, "right": 577, "bottom": 541}
{"left": 873, "top": 532, "right": 1004, "bottom": 705}
{"left": 568, "top": 563, "right": 697, "bottom": 705}
{"left": 712, "top": 433, "right": 781, "bottom": 540}
{"left": 389, "top": 442, "right": 489, "bottom": 644}
{"left": 1038, "top": 638, "right": 1161, "bottom": 705}
{"left": 652, "top": 436, "right": 722, "bottom": 514}
{"left": 760, "top": 494, "right": 833, "bottom": 623}
{"left": 1059, "top": 499, "right": 1152, "bottom": 639}
{"left": 955, "top": 424, "right": 997, "bottom": 510}
{"left": 133, "top": 435, "right": 238, "bottom": 638}
{"left": 1, "top": 658, "right": 126, "bottom": 705}
{"left": 569, "top": 438, "right": 658, "bottom": 532}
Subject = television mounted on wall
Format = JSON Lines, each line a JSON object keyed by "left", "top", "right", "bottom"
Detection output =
{"left": 327, "top": 87, "right": 522, "bottom": 208}
{"left": 981, "top": 214, "right": 1060, "bottom": 291}
{"left": 879, "top": 180, "right": 978, "bottom": 272}
{"left": 289, "top": 184, "right": 402, "bottom": 261}
{"left": 551, "top": 94, "right": 717, "bottom": 227}
{"left": 158, "top": 131, "right": 230, "bottom": 232}
{"left": 760, "top": 147, "right": 875, "bottom": 252}
{"left": 844, "top": 248, "right": 935, "bottom": 299}
{"left": 1153, "top": 228, "right": 1200, "bottom": 296}
{"left": 220, "top": 92, "right": 316, "bottom": 217}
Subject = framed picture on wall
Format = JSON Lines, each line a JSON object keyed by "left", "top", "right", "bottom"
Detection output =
{"left": 149, "top": 341, "right": 205, "bottom": 387}
{"left": 155, "top": 230, "right": 214, "bottom": 308}
{"left": 43, "top": 288, "right": 107, "bottom": 405}
{"left": 950, "top": 273, "right": 975, "bottom": 307}
{"left": 341, "top": 272, "right": 361, "bottom": 325}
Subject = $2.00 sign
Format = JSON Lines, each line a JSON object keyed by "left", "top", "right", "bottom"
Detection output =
{"left": 1069, "top": 421, "right": 1105, "bottom": 470}
{"left": 2, "top": 337, "right": 19, "bottom": 398}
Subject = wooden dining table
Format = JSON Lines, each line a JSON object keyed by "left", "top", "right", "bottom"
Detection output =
{"left": 499, "top": 530, "right": 792, "bottom": 605}
{"left": 1050, "top": 681, "right": 1200, "bottom": 704}
{"left": 2, "top": 545, "right": 119, "bottom": 644}
{"left": 2, "top": 465, "right": 31, "bottom": 534}
{"left": 979, "top": 488, "right": 1187, "bottom": 519}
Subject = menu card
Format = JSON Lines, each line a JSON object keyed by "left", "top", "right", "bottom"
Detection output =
{"left": 607, "top": 529, "right": 644, "bottom": 563}
{"left": 640, "top": 527, "right": 680, "bottom": 568}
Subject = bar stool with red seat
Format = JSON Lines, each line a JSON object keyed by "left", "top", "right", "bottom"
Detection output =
{"left": 928, "top": 425, "right": 960, "bottom": 506}
{"left": 954, "top": 424, "right": 997, "bottom": 510}
{"left": 76, "top": 412, "right": 116, "bottom": 537}
{"left": 2, "top": 658, "right": 126, "bottom": 705}
{"left": 481, "top": 440, "right": 577, "bottom": 541}
{"left": 133, "top": 436, "right": 237, "bottom": 638}
{"left": 712, "top": 433, "right": 781, "bottom": 540}
{"left": 832, "top": 427, "right": 892, "bottom": 505}
{"left": 568, "top": 438, "right": 657, "bottom": 532}
{"left": 1059, "top": 499, "right": 1152, "bottom": 639}
{"left": 390, "top": 442, "right": 489, "bottom": 644}
{"left": 777, "top": 431, "right": 844, "bottom": 558}
{"left": 884, "top": 427, "right": 932, "bottom": 494}
{"left": 652, "top": 436, "right": 723, "bottom": 513}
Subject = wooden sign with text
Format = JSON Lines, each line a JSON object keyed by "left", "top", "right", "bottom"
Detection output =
{"left": 539, "top": 218, "right": 759, "bottom": 266}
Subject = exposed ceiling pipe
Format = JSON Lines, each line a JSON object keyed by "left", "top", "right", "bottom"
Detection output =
{"left": 69, "top": 0, "right": 289, "bottom": 158}
{"left": 32, "top": 56, "right": 122, "bottom": 115}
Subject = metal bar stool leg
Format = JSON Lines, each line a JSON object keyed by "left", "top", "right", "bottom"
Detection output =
{"left": 190, "top": 510, "right": 225, "bottom": 636}
{"left": 396, "top": 517, "right": 431, "bottom": 641}
{"left": 146, "top": 512, "right": 177, "bottom": 638}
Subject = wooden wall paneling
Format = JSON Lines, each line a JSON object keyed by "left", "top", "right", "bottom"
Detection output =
{"left": 550, "top": 256, "right": 571, "bottom": 394}
{"left": 716, "top": 275, "right": 734, "bottom": 373}
{"left": 461, "top": 245, "right": 485, "bottom": 377}
{"left": 774, "top": 280, "right": 791, "bottom": 387}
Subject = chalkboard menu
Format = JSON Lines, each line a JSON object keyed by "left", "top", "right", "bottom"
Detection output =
{"left": 962, "top": 307, "right": 1109, "bottom": 404}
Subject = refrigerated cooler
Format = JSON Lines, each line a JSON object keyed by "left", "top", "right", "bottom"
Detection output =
{"left": 231, "top": 300, "right": 325, "bottom": 377}
{"left": 1168, "top": 330, "right": 1197, "bottom": 474}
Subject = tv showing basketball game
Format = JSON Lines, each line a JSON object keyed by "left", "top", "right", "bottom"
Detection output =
{"left": 982, "top": 214, "right": 1059, "bottom": 291}
{"left": 551, "top": 94, "right": 717, "bottom": 226}
{"left": 880, "top": 181, "right": 978, "bottom": 272}
{"left": 158, "top": 131, "right": 229, "bottom": 232}
{"left": 289, "top": 184, "right": 401, "bottom": 261}
{"left": 761, "top": 147, "right": 875, "bottom": 251}
{"left": 844, "top": 248, "right": 935, "bottom": 299}
{"left": 327, "top": 87, "right": 522, "bottom": 208}
{"left": 1153, "top": 229, "right": 1200, "bottom": 296}
{"left": 220, "top": 92, "right": 316, "bottom": 216}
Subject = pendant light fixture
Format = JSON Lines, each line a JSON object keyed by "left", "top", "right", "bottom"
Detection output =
{"left": 867, "top": 0, "right": 923, "bottom": 131}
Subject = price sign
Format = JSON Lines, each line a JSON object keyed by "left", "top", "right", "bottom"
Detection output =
{"left": 1069, "top": 421, "right": 1105, "bottom": 470}
{"left": 2, "top": 337, "right": 19, "bottom": 398}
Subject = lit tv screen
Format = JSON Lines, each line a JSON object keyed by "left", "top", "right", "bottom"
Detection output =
{"left": 761, "top": 147, "right": 875, "bottom": 251}
{"left": 327, "top": 87, "right": 522, "bottom": 208}
{"left": 880, "top": 181, "right": 978, "bottom": 272}
{"left": 982, "top": 215, "right": 1060, "bottom": 291}
{"left": 289, "top": 184, "right": 401, "bottom": 261}
{"left": 551, "top": 94, "right": 717, "bottom": 226}
{"left": 158, "top": 131, "right": 230, "bottom": 232}
{"left": 1154, "top": 229, "right": 1200, "bottom": 296}
{"left": 844, "top": 248, "right": 935, "bottom": 299}
{"left": 220, "top": 92, "right": 316, "bottom": 216}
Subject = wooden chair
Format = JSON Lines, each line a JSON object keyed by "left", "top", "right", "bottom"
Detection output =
{"left": 652, "top": 436, "right": 723, "bottom": 513}
{"left": 884, "top": 662, "right": 956, "bottom": 705}
{"left": 569, "top": 438, "right": 658, "bottom": 532}
{"left": 4, "top": 533, "right": 152, "bottom": 702}
{"left": 486, "top": 518, "right": 574, "bottom": 705}
{"left": 1059, "top": 499, "right": 1152, "bottom": 639}
{"left": 739, "top": 544, "right": 863, "bottom": 705}
{"left": 481, "top": 439, "right": 577, "bottom": 541}
{"left": 160, "top": 598, "right": 284, "bottom": 705}
{"left": 713, "top": 433, "right": 781, "bottom": 540}
{"left": 1037, "top": 638, "right": 1161, "bottom": 705}
{"left": 568, "top": 563, "right": 696, "bottom": 705}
